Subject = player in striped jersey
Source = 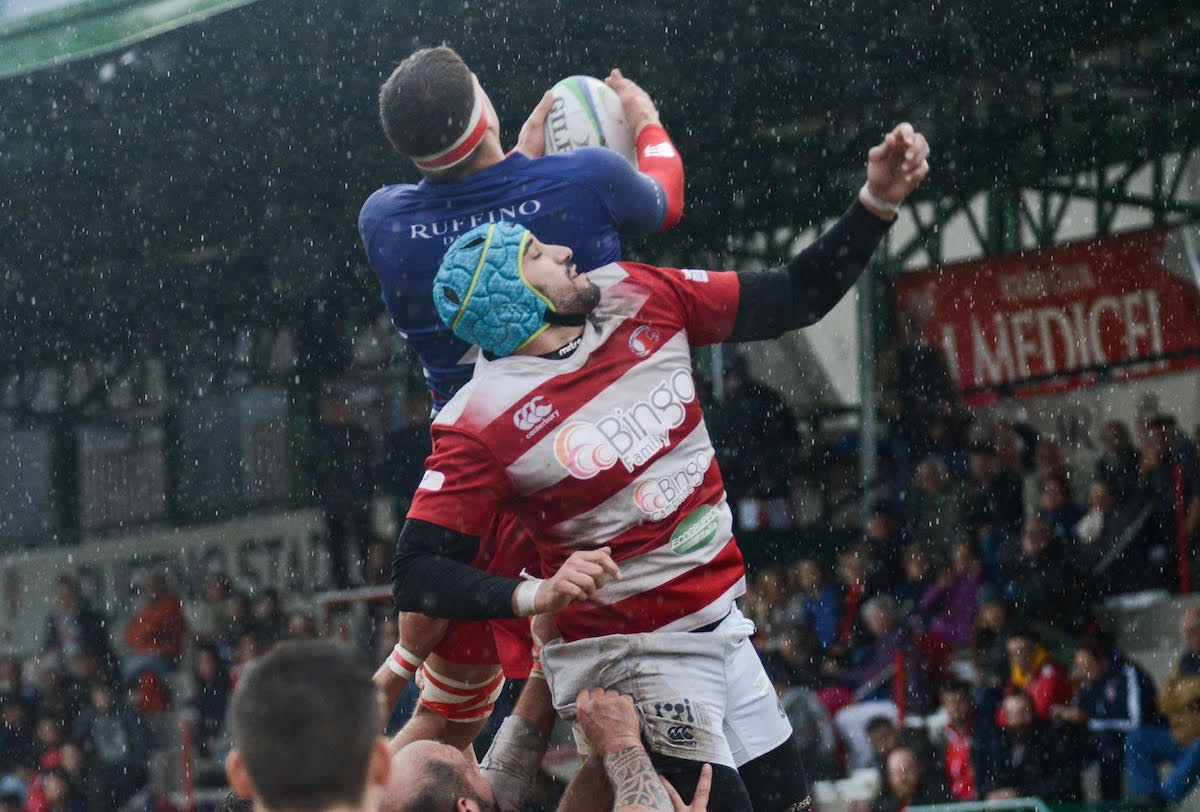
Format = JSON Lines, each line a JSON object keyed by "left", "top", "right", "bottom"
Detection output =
{"left": 363, "top": 46, "right": 686, "bottom": 749}
{"left": 393, "top": 122, "right": 929, "bottom": 810}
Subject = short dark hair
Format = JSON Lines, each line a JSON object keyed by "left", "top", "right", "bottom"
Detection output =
{"left": 939, "top": 678, "right": 973, "bottom": 698}
{"left": 379, "top": 46, "right": 477, "bottom": 160}
{"left": 1075, "top": 633, "right": 1115, "bottom": 663}
{"left": 227, "top": 640, "right": 380, "bottom": 810}
{"left": 394, "top": 758, "right": 490, "bottom": 812}
{"left": 866, "top": 715, "right": 897, "bottom": 736}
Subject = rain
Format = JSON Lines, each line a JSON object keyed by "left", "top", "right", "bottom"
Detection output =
{"left": 1, "top": 0, "right": 1199, "bottom": 809}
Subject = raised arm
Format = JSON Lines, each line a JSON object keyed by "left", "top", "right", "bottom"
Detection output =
{"left": 728, "top": 123, "right": 929, "bottom": 341}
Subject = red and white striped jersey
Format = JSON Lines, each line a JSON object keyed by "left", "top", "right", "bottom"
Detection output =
{"left": 408, "top": 261, "right": 746, "bottom": 642}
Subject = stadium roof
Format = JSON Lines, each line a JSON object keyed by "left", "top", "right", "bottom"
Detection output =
{"left": 1, "top": 0, "right": 1197, "bottom": 370}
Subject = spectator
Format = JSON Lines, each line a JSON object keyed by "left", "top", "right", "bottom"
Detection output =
{"left": 708, "top": 352, "right": 800, "bottom": 532}
{"left": 932, "top": 679, "right": 996, "bottom": 801}
{"left": 311, "top": 393, "right": 377, "bottom": 590}
{"left": 978, "top": 692, "right": 1082, "bottom": 802}
{"left": 892, "top": 543, "right": 934, "bottom": 617}
{"left": 767, "top": 623, "right": 825, "bottom": 689}
{"left": 1023, "top": 439, "right": 1067, "bottom": 521}
{"left": 964, "top": 441, "right": 1024, "bottom": 542}
{"left": 1074, "top": 477, "right": 1150, "bottom": 596}
{"left": 831, "top": 546, "right": 874, "bottom": 667}
{"left": 1053, "top": 635, "right": 1162, "bottom": 800}
{"left": 773, "top": 673, "right": 838, "bottom": 782}
{"left": 864, "top": 500, "right": 908, "bottom": 594}
{"left": 870, "top": 746, "right": 953, "bottom": 812}
{"left": 787, "top": 558, "right": 841, "bottom": 650}
{"left": 42, "top": 576, "right": 115, "bottom": 676}
{"left": 851, "top": 595, "right": 933, "bottom": 715}
{"left": 864, "top": 716, "right": 937, "bottom": 781}
{"left": 285, "top": 611, "right": 318, "bottom": 640}
{"left": 31, "top": 716, "right": 66, "bottom": 776}
{"left": 29, "top": 767, "right": 86, "bottom": 812}
{"left": 191, "top": 570, "right": 233, "bottom": 645}
{"left": 123, "top": 572, "right": 187, "bottom": 686}
{"left": 907, "top": 457, "right": 966, "bottom": 558}
{"left": 71, "top": 680, "right": 149, "bottom": 807}
{"left": 878, "top": 304, "right": 962, "bottom": 475}
{"left": 31, "top": 671, "right": 84, "bottom": 733}
{"left": 0, "top": 658, "right": 37, "bottom": 720}
{"left": 220, "top": 591, "right": 259, "bottom": 658}
{"left": 1126, "top": 605, "right": 1200, "bottom": 805}
{"left": 0, "top": 697, "right": 37, "bottom": 776}
{"left": 186, "top": 642, "right": 231, "bottom": 758}
{"left": 1037, "top": 471, "right": 1082, "bottom": 544}
{"left": 969, "top": 593, "right": 1012, "bottom": 716}
{"left": 229, "top": 632, "right": 266, "bottom": 690}
{"left": 1140, "top": 415, "right": 1200, "bottom": 588}
{"left": 57, "top": 741, "right": 108, "bottom": 812}
{"left": 919, "top": 538, "right": 984, "bottom": 649}
{"left": 1004, "top": 626, "right": 1073, "bottom": 721}
{"left": 831, "top": 596, "right": 933, "bottom": 769}
{"left": 752, "top": 568, "right": 796, "bottom": 651}
{"left": 1095, "top": 420, "right": 1141, "bottom": 505}
{"left": 1003, "top": 516, "right": 1086, "bottom": 633}
{"left": 251, "top": 588, "right": 287, "bottom": 645}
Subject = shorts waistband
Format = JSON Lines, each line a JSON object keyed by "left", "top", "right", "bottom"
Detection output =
{"left": 688, "top": 610, "right": 732, "bottom": 634}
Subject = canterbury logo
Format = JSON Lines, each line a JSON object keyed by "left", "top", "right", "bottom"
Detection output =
{"left": 666, "top": 726, "right": 695, "bottom": 742}
{"left": 643, "top": 142, "right": 676, "bottom": 159}
{"left": 513, "top": 396, "right": 557, "bottom": 435}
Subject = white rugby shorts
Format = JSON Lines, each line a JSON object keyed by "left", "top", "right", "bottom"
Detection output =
{"left": 541, "top": 606, "right": 792, "bottom": 768}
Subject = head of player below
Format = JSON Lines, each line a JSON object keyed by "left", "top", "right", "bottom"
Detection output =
{"left": 378, "top": 45, "right": 503, "bottom": 181}
{"left": 434, "top": 221, "right": 601, "bottom": 358}
{"left": 379, "top": 740, "right": 495, "bottom": 812}
{"left": 224, "top": 640, "right": 391, "bottom": 812}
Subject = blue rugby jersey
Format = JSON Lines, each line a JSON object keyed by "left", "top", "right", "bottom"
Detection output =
{"left": 359, "top": 147, "right": 670, "bottom": 409}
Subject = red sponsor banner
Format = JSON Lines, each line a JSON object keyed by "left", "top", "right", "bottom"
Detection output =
{"left": 893, "top": 228, "right": 1200, "bottom": 405}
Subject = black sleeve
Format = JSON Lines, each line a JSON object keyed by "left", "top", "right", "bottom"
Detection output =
{"left": 727, "top": 200, "right": 893, "bottom": 342}
{"left": 391, "top": 518, "right": 521, "bottom": 619}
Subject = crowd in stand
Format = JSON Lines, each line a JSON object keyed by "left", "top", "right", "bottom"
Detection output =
{"left": 0, "top": 566, "right": 400, "bottom": 812}
{"left": 709, "top": 348, "right": 1200, "bottom": 809}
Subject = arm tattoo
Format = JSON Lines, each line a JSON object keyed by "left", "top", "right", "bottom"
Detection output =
{"left": 604, "top": 745, "right": 675, "bottom": 811}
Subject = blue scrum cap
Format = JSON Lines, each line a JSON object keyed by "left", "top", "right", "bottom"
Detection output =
{"left": 433, "top": 221, "right": 556, "bottom": 357}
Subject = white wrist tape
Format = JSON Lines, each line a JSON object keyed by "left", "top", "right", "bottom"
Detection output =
{"left": 513, "top": 579, "right": 543, "bottom": 617}
{"left": 859, "top": 182, "right": 901, "bottom": 215}
{"left": 386, "top": 644, "right": 425, "bottom": 680}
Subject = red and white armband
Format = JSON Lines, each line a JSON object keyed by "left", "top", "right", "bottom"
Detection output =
{"left": 385, "top": 644, "right": 426, "bottom": 681}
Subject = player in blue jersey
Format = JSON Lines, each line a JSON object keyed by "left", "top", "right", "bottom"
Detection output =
{"left": 360, "top": 46, "right": 685, "bottom": 752}
{"left": 359, "top": 46, "right": 684, "bottom": 412}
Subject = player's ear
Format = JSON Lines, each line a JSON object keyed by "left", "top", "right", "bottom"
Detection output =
{"left": 225, "top": 748, "right": 255, "bottom": 798}
{"left": 369, "top": 736, "right": 392, "bottom": 787}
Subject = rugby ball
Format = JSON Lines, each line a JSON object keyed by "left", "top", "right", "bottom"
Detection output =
{"left": 543, "top": 75, "right": 637, "bottom": 166}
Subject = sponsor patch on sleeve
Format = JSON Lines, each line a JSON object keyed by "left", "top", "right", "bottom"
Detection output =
{"left": 680, "top": 269, "right": 709, "bottom": 283}
{"left": 417, "top": 470, "right": 446, "bottom": 492}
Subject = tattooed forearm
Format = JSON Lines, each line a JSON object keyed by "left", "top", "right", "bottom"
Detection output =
{"left": 603, "top": 745, "right": 674, "bottom": 811}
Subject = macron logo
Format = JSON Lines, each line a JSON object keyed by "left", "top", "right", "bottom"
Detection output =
{"left": 643, "top": 142, "right": 676, "bottom": 159}
{"left": 514, "top": 396, "right": 559, "bottom": 439}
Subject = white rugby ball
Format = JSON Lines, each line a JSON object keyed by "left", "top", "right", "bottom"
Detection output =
{"left": 543, "top": 75, "right": 637, "bottom": 166}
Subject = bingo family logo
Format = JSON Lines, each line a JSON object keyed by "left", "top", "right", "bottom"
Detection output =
{"left": 632, "top": 450, "right": 711, "bottom": 521}
{"left": 553, "top": 368, "right": 697, "bottom": 478}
